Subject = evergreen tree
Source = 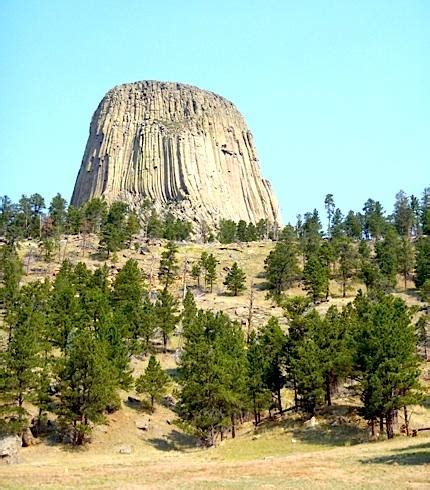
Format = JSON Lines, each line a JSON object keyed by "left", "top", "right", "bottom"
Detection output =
{"left": 223, "top": 262, "right": 246, "bottom": 296}
{"left": 264, "top": 241, "right": 300, "bottom": 296}
{"left": 204, "top": 253, "right": 218, "bottom": 293}
{"left": 258, "top": 317, "right": 286, "bottom": 412}
{"left": 301, "top": 210, "right": 322, "bottom": 256}
{"left": 155, "top": 288, "right": 179, "bottom": 353}
{"left": 0, "top": 244, "right": 23, "bottom": 340}
{"left": 421, "top": 187, "right": 430, "bottom": 235}
{"left": 331, "top": 208, "right": 345, "bottom": 239}
{"left": 181, "top": 289, "right": 197, "bottom": 336}
{"left": 65, "top": 205, "right": 83, "bottom": 234}
{"left": 56, "top": 330, "right": 118, "bottom": 445}
{"left": 375, "top": 227, "right": 399, "bottom": 290}
{"left": 394, "top": 190, "right": 413, "bottom": 237}
{"left": 313, "top": 306, "right": 352, "bottom": 405}
{"left": 352, "top": 293, "right": 422, "bottom": 438}
{"left": 246, "top": 222, "right": 257, "bottom": 242}
{"left": 336, "top": 237, "right": 357, "bottom": 297}
{"left": 415, "top": 236, "right": 430, "bottom": 287}
{"left": 247, "top": 332, "right": 272, "bottom": 425}
{"left": 303, "top": 254, "right": 329, "bottom": 303}
{"left": 111, "top": 259, "right": 151, "bottom": 352}
{"left": 344, "top": 210, "right": 363, "bottom": 239}
{"left": 83, "top": 197, "right": 107, "bottom": 233}
{"left": 179, "top": 311, "right": 247, "bottom": 445}
{"left": 0, "top": 196, "right": 13, "bottom": 237}
{"left": 397, "top": 236, "right": 415, "bottom": 290}
{"left": 99, "top": 201, "right": 129, "bottom": 256}
{"left": 158, "top": 241, "right": 179, "bottom": 290}
{"left": 324, "top": 194, "right": 335, "bottom": 238}
{"left": 320, "top": 240, "right": 335, "bottom": 299}
{"left": 126, "top": 211, "right": 140, "bottom": 245}
{"left": 136, "top": 355, "right": 170, "bottom": 412}
{"left": 236, "top": 220, "right": 248, "bottom": 242}
{"left": 191, "top": 262, "right": 201, "bottom": 287}
{"left": 48, "top": 193, "right": 67, "bottom": 234}
{"left": 256, "top": 218, "right": 269, "bottom": 240}
{"left": 363, "top": 199, "right": 386, "bottom": 240}
{"left": 218, "top": 219, "right": 237, "bottom": 243}
{"left": 147, "top": 209, "right": 163, "bottom": 238}
{"left": 49, "top": 260, "right": 80, "bottom": 352}
{"left": 291, "top": 337, "right": 324, "bottom": 415}
{"left": 0, "top": 282, "right": 46, "bottom": 434}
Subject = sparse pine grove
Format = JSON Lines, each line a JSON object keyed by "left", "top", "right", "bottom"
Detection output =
{"left": 0, "top": 188, "right": 429, "bottom": 453}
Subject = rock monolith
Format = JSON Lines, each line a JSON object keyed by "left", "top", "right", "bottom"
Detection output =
{"left": 71, "top": 81, "right": 281, "bottom": 229}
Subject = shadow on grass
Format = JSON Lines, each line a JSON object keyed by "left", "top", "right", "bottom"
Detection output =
{"left": 290, "top": 423, "right": 367, "bottom": 447}
{"left": 254, "top": 410, "right": 368, "bottom": 448}
{"left": 146, "top": 429, "right": 197, "bottom": 452}
{"left": 361, "top": 441, "right": 430, "bottom": 466}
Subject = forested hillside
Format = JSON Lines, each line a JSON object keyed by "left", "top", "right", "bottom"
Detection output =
{"left": 0, "top": 188, "right": 429, "bottom": 457}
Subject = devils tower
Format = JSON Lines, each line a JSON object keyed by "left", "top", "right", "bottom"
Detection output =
{"left": 71, "top": 81, "right": 281, "bottom": 228}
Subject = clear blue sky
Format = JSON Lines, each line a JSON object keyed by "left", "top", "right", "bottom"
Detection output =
{"left": 0, "top": 0, "right": 429, "bottom": 224}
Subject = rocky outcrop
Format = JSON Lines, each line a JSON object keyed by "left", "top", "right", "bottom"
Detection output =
{"left": 71, "top": 81, "right": 281, "bottom": 229}
{"left": 0, "top": 436, "right": 21, "bottom": 464}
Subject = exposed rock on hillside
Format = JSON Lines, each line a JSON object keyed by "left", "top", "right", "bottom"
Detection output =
{"left": 71, "top": 81, "right": 281, "bottom": 228}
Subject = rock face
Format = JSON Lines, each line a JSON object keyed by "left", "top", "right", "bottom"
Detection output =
{"left": 71, "top": 81, "right": 281, "bottom": 229}
{"left": 0, "top": 436, "right": 21, "bottom": 464}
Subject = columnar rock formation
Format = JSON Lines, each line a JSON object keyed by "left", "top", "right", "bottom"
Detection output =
{"left": 71, "top": 81, "right": 281, "bottom": 228}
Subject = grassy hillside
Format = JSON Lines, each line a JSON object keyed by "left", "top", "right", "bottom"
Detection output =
{"left": 1, "top": 235, "right": 429, "bottom": 488}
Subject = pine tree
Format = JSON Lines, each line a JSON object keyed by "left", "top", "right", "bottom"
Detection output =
{"left": 394, "top": 190, "right": 413, "bottom": 237}
{"left": 136, "top": 355, "right": 170, "bottom": 412}
{"left": 83, "top": 197, "right": 108, "bottom": 233}
{"left": 421, "top": 187, "right": 430, "bottom": 235}
{"left": 336, "top": 237, "right": 357, "bottom": 297}
{"left": 397, "top": 236, "right": 415, "bottom": 290}
{"left": 147, "top": 209, "right": 163, "bottom": 238}
{"left": 49, "top": 260, "right": 81, "bottom": 352}
{"left": 65, "top": 205, "right": 83, "bottom": 234}
{"left": 48, "top": 193, "right": 67, "bottom": 234}
{"left": 178, "top": 311, "right": 247, "bottom": 445}
{"left": 415, "top": 236, "right": 430, "bottom": 287}
{"left": 324, "top": 194, "right": 335, "bottom": 238}
{"left": 363, "top": 199, "right": 386, "bottom": 240}
{"left": 258, "top": 317, "right": 286, "bottom": 412}
{"left": 126, "top": 211, "right": 140, "bottom": 245}
{"left": 264, "top": 241, "right": 299, "bottom": 296}
{"left": 218, "top": 219, "right": 237, "bottom": 243}
{"left": 291, "top": 337, "right": 324, "bottom": 415}
{"left": 236, "top": 220, "right": 248, "bottom": 242}
{"left": 155, "top": 288, "right": 179, "bottom": 353}
{"left": 344, "top": 210, "right": 363, "bottom": 239}
{"left": 0, "top": 282, "right": 46, "bottom": 434}
{"left": 0, "top": 244, "right": 23, "bottom": 341}
{"left": 223, "top": 262, "right": 246, "bottom": 296}
{"left": 256, "top": 218, "right": 269, "bottom": 240}
{"left": 98, "top": 201, "right": 129, "bottom": 256}
{"left": 181, "top": 290, "right": 197, "bottom": 337}
{"left": 375, "top": 227, "right": 399, "bottom": 290}
{"left": 204, "top": 253, "right": 218, "bottom": 293}
{"left": 56, "top": 331, "right": 118, "bottom": 445}
{"left": 303, "top": 254, "right": 329, "bottom": 303}
{"left": 158, "top": 241, "right": 179, "bottom": 290}
{"left": 246, "top": 222, "right": 257, "bottom": 241}
{"left": 111, "top": 259, "right": 150, "bottom": 352}
{"left": 247, "top": 332, "right": 272, "bottom": 425}
{"left": 191, "top": 262, "right": 201, "bottom": 287}
{"left": 352, "top": 293, "right": 422, "bottom": 438}
{"left": 313, "top": 306, "right": 352, "bottom": 405}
